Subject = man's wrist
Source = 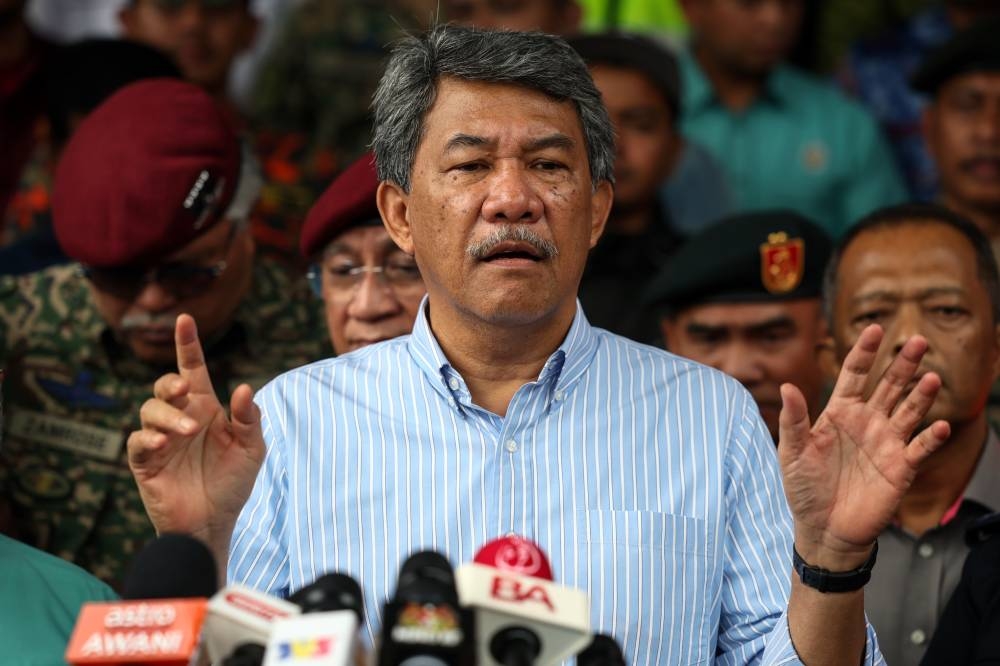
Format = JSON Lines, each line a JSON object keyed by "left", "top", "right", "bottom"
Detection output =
{"left": 793, "top": 540, "right": 877, "bottom": 593}
{"left": 793, "top": 529, "right": 877, "bottom": 572}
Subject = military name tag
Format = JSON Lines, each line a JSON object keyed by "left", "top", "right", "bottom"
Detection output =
{"left": 7, "top": 409, "right": 122, "bottom": 462}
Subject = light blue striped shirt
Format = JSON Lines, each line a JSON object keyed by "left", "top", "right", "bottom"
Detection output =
{"left": 230, "top": 301, "right": 883, "bottom": 664}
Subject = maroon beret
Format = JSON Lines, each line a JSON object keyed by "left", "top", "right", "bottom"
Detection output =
{"left": 53, "top": 78, "right": 240, "bottom": 267}
{"left": 299, "top": 151, "right": 382, "bottom": 259}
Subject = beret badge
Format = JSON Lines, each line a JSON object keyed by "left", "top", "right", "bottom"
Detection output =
{"left": 760, "top": 231, "right": 805, "bottom": 295}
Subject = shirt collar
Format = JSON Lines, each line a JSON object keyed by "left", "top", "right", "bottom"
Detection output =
{"left": 406, "top": 295, "right": 600, "bottom": 413}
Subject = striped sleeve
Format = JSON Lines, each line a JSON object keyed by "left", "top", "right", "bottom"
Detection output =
{"left": 716, "top": 388, "right": 793, "bottom": 664}
{"left": 227, "top": 377, "right": 291, "bottom": 596}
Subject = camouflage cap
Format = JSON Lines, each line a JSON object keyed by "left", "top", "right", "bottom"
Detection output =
{"left": 299, "top": 151, "right": 382, "bottom": 259}
{"left": 911, "top": 18, "right": 1000, "bottom": 95}
{"left": 53, "top": 78, "right": 241, "bottom": 267}
{"left": 643, "top": 210, "right": 832, "bottom": 313}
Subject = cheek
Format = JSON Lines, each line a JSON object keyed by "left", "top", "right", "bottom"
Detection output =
{"left": 324, "top": 299, "right": 349, "bottom": 344}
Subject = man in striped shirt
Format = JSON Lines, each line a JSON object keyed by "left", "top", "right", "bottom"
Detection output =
{"left": 129, "top": 26, "right": 951, "bottom": 664}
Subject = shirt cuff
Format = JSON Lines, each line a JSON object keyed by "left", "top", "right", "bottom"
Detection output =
{"left": 760, "top": 608, "right": 885, "bottom": 665}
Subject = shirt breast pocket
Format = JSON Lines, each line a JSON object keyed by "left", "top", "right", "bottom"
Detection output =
{"left": 569, "top": 509, "right": 714, "bottom": 665}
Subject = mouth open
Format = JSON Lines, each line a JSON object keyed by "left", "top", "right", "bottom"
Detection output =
{"left": 480, "top": 241, "right": 545, "bottom": 264}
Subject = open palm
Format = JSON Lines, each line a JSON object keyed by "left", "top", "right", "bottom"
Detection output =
{"left": 778, "top": 325, "right": 951, "bottom": 560}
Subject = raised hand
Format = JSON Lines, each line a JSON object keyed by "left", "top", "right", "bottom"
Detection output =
{"left": 127, "top": 314, "right": 266, "bottom": 557}
{"left": 778, "top": 324, "right": 951, "bottom": 568}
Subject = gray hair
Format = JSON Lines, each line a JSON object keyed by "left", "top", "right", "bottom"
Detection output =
{"left": 371, "top": 24, "right": 615, "bottom": 192}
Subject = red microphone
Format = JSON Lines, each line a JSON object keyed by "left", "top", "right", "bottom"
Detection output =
{"left": 456, "top": 535, "right": 592, "bottom": 666}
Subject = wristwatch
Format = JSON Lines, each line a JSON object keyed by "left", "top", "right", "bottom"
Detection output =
{"left": 792, "top": 541, "right": 878, "bottom": 593}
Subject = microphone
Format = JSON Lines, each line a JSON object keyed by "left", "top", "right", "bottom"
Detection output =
{"left": 201, "top": 584, "right": 301, "bottom": 663}
{"left": 263, "top": 573, "right": 367, "bottom": 666}
{"left": 65, "top": 534, "right": 217, "bottom": 665}
{"left": 577, "top": 634, "right": 627, "bottom": 666}
{"left": 377, "top": 550, "right": 476, "bottom": 666}
{"left": 122, "top": 533, "right": 218, "bottom": 600}
{"left": 455, "top": 535, "right": 592, "bottom": 666}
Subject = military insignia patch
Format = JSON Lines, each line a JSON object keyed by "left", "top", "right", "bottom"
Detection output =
{"left": 760, "top": 232, "right": 805, "bottom": 294}
{"left": 17, "top": 463, "right": 73, "bottom": 501}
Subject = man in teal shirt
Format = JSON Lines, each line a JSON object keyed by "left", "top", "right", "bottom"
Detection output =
{"left": 0, "top": 534, "right": 118, "bottom": 665}
{"left": 678, "top": 0, "right": 907, "bottom": 237}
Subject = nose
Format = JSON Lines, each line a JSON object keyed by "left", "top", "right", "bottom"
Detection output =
{"left": 717, "top": 344, "right": 765, "bottom": 387}
{"left": 345, "top": 272, "right": 403, "bottom": 321}
{"left": 890, "top": 304, "right": 924, "bottom": 356}
{"left": 480, "top": 161, "right": 543, "bottom": 225}
{"left": 133, "top": 281, "right": 178, "bottom": 312}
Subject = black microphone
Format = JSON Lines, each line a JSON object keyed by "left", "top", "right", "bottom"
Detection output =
{"left": 377, "top": 550, "right": 476, "bottom": 666}
{"left": 290, "top": 573, "right": 365, "bottom": 620}
{"left": 577, "top": 634, "right": 627, "bottom": 666}
{"left": 122, "top": 532, "right": 218, "bottom": 599}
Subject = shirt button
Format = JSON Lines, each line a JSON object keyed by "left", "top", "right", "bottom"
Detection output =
{"left": 448, "top": 377, "right": 460, "bottom": 390}
{"left": 910, "top": 629, "right": 926, "bottom": 645}
{"left": 505, "top": 531, "right": 518, "bottom": 539}
{"left": 553, "top": 389, "right": 564, "bottom": 402}
{"left": 918, "top": 543, "right": 934, "bottom": 559}
{"left": 505, "top": 439, "right": 519, "bottom": 453}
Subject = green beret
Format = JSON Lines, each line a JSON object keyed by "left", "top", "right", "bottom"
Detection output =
{"left": 643, "top": 210, "right": 832, "bottom": 313}
{"left": 911, "top": 18, "right": 1000, "bottom": 95}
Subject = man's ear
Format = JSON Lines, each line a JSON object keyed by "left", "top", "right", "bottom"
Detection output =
{"left": 377, "top": 181, "right": 415, "bottom": 255}
{"left": 589, "top": 179, "right": 613, "bottom": 248}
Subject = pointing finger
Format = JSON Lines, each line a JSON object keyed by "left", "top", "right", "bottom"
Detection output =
{"left": 777, "top": 383, "right": 811, "bottom": 462}
{"left": 175, "top": 314, "right": 215, "bottom": 396}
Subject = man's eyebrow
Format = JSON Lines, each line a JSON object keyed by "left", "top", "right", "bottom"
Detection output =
{"left": 443, "top": 133, "right": 492, "bottom": 153}
{"left": 685, "top": 322, "right": 727, "bottom": 336}
{"left": 851, "top": 287, "right": 965, "bottom": 305}
{"left": 524, "top": 133, "right": 576, "bottom": 153}
{"left": 745, "top": 316, "right": 796, "bottom": 336}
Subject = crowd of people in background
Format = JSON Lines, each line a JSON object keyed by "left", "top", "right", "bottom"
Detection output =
{"left": 2, "top": 0, "right": 1000, "bottom": 664}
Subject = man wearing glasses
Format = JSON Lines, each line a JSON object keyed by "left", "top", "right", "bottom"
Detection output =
{"left": 0, "top": 78, "right": 329, "bottom": 588}
{"left": 300, "top": 152, "right": 425, "bottom": 356}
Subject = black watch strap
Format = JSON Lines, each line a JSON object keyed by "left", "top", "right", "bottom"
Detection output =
{"left": 792, "top": 541, "right": 878, "bottom": 593}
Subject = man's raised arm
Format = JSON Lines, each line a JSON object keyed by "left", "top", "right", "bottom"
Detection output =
{"left": 777, "top": 325, "right": 951, "bottom": 664}
{"left": 127, "top": 314, "right": 266, "bottom": 583}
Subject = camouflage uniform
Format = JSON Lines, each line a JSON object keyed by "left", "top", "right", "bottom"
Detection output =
{"left": 0, "top": 258, "right": 331, "bottom": 588}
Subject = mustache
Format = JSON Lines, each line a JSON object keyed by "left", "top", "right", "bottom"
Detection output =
{"left": 120, "top": 312, "right": 178, "bottom": 332}
{"left": 466, "top": 226, "right": 559, "bottom": 260}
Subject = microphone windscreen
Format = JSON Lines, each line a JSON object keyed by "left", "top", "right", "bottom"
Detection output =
{"left": 473, "top": 535, "right": 554, "bottom": 581}
{"left": 396, "top": 550, "right": 459, "bottom": 605}
{"left": 289, "top": 573, "right": 364, "bottom": 621}
{"left": 577, "top": 634, "right": 627, "bottom": 666}
{"left": 122, "top": 533, "right": 218, "bottom": 599}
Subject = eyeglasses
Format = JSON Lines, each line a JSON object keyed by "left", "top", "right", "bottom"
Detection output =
{"left": 81, "top": 226, "right": 237, "bottom": 300}
{"left": 307, "top": 260, "right": 423, "bottom": 296}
